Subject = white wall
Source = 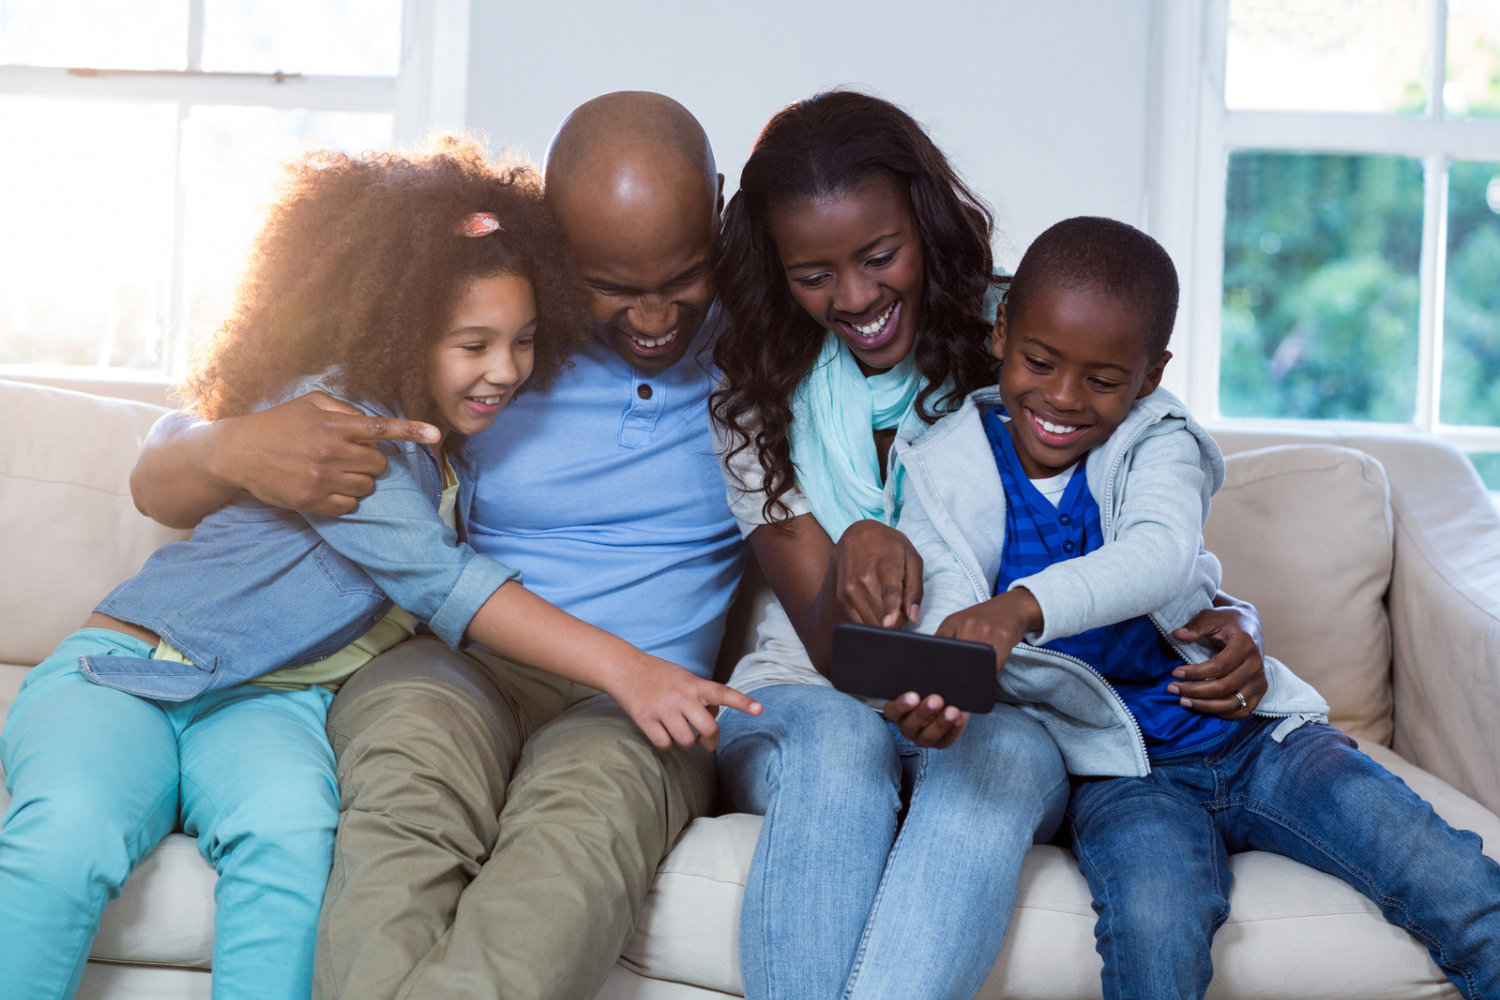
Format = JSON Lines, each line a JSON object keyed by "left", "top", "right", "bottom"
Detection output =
{"left": 464, "top": 0, "right": 1156, "bottom": 271}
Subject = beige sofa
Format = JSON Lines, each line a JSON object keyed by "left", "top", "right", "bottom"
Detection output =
{"left": 2, "top": 375, "right": 1497, "bottom": 1000}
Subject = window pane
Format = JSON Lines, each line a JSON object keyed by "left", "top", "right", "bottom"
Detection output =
{"left": 1226, "top": 0, "right": 1430, "bottom": 113}
{"left": 1441, "top": 161, "right": 1500, "bottom": 426}
{"left": 0, "top": 0, "right": 187, "bottom": 70}
{"left": 1221, "top": 151, "right": 1423, "bottom": 422}
{"left": 177, "top": 105, "right": 391, "bottom": 367}
{"left": 1446, "top": 0, "right": 1500, "bottom": 118}
{"left": 201, "top": 0, "right": 401, "bottom": 76}
{"left": 0, "top": 97, "right": 178, "bottom": 369}
{"left": 1468, "top": 452, "right": 1500, "bottom": 490}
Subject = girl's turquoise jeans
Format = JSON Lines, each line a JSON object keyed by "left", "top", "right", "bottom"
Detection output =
{"left": 0, "top": 629, "right": 338, "bottom": 1000}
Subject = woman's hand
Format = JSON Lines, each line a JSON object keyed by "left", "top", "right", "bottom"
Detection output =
{"left": 1168, "top": 593, "right": 1267, "bottom": 719}
{"left": 829, "top": 519, "right": 925, "bottom": 629}
{"left": 883, "top": 692, "right": 970, "bottom": 749}
{"left": 607, "top": 655, "right": 763, "bottom": 752}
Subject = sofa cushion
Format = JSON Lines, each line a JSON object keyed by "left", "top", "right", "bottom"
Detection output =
{"left": 87, "top": 834, "right": 217, "bottom": 969}
{"left": 0, "top": 379, "right": 188, "bottom": 667}
{"left": 1203, "top": 446, "right": 1395, "bottom": 744}
{"left": 623, "top": 742, "right": 1492, "bottom": 998}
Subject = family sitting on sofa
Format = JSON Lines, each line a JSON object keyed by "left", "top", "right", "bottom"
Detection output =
{"left": 1, "top": 89, "right": 1496, "bottom": 1000}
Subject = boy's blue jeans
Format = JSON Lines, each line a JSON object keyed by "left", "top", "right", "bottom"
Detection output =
{"left": 1069, "top": 717, "right": 1500, "bottom": 1000}
{"left": 717, "top": 683, "right": 1069, "bottom": 1000}
{"left": 0, "top": 629, "right": 339, "bottom": 1000}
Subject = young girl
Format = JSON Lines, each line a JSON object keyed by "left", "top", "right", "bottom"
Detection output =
{"left": 709, "top": 92, "right": 1262, "bottom": 999}
{"left": 0, "top": 138, "right": 756, "bottom": 1000}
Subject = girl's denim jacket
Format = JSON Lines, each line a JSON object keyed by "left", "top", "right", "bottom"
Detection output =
{"left": 84, "top": 373, "right": 520, "bottom": 700}
{"left": 895, "top": 386, "right": 1329, "bottom": 778}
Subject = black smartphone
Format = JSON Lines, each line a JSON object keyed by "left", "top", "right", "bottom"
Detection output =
{"left": 829, "top": 623, "right": 996, "bottom": 713}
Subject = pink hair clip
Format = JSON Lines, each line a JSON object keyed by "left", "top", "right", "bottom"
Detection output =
{"left": 456, "top": 212, "right": 503, "bottom": 237}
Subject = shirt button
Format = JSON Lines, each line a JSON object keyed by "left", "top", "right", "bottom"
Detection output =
{"left": 637, "top": 383, "right": 653, "bottom": 400}
{"left": 372, "top": 611, "right": 384, "bottom": 623}
{"left": 1063, "top": 540, "right": 1075, "bottom": 553}
{"left": 1058, "top": 513, "right": 1071, "bottom": 525}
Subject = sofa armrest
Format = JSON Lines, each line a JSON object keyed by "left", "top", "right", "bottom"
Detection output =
{"left": 1358, "top": 436, "right": 1500, "bottom": 816}
{"left": 0, "top": 379, "right": 186, "bottom": 667}
{"left": 1214, "top": 425, "right": 1500, "bottom": 815}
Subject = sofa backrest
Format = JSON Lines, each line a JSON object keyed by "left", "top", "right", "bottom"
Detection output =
{"left": 0, "top": 379, "right": 189, "bottom": 667}
{"left": 1202, "top": 445, "right": 1395, "bottom": 744}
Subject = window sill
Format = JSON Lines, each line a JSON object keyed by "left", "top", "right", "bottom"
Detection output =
{"left": 1208, "top": 414, "right": 1500, "bottom": 451}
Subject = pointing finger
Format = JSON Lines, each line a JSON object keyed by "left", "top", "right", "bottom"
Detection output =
{"left": 349, "top": 415, "right": 441, "bottom": 445}
{"left": 903, "top": 550, "right": 924, "bottom": 625}
{"left": 702, "top": 682, "right": 762, "bottom": 716}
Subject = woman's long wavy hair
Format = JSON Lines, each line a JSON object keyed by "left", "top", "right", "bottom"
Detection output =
{"left": 180, "top": 136, "right": 590, "bottom": 424}
{"left": 710, "top": 90, "right": 1002, "bottom": 522}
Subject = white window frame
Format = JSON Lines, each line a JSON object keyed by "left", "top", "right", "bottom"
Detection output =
{"left": 0, "top": 0, "right": 470, "bottom": 384}
{"left": 1149, "top": 0, "right": 1500, "bottom": 454}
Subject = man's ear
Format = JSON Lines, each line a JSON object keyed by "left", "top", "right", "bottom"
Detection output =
{"left": 989, "top": 303, "right": 1008, "bottom": 363}
{"left": 1136, "top": 350, "right": 1172, "bottom": 398}
{"left": 716, "top": 173, "right": 725, "bottom": 218}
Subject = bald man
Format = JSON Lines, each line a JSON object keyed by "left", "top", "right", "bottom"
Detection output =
{"left": 128, "top": 93, "right": 743, "bottom": 999}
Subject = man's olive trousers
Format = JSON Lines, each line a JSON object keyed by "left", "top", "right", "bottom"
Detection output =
{"left": 313, "top": 636, "right": 716, "bottom": 1000}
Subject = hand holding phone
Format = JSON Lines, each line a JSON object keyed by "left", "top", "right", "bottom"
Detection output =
{"left": 883, "top": 691, "right": 970, "bottom": 749}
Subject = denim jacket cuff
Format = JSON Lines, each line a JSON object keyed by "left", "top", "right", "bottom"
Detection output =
{"left": 427, "top": 554, "right": 522, "bottom": 649}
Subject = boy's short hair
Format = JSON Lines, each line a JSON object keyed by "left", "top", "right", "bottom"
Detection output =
{"left": 1006, "top": 216, "right": 1179, "bottom": 360}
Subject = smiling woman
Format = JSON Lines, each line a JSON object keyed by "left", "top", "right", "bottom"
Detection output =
{"left": 711, "top": 91, "right": 1000, "bottom": 526}
{"left": 702, "top": 90, "right": 1076, "bottom": 1000}
{"left": 768, "top": 172, "right": 925, "bottom": 376}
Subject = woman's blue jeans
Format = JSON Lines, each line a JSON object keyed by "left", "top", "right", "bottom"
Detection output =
{"left": 0, "top": 629, "right": 339, "bottom": 1000}
{"left": 717, "top": 683, "right": 1069, "bottom": 1000}
{"left": 1068, "top": 717, "right": 1500, "bottom": 1000}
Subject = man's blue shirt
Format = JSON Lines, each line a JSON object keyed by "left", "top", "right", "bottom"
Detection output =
{"left": 466, "top": 334, "right": 745, "bottom": 678}
{"left": 983, "top": 407, "right": 1238, "bottom": 758}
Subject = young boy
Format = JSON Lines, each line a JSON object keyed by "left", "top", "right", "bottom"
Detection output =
{"left": 894, "top": 216, "right": 1500, "bottom": 999}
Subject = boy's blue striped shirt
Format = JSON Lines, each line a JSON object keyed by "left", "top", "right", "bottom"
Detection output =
{"left": 983, "top": 406, "right": 1239, "bottom": 758}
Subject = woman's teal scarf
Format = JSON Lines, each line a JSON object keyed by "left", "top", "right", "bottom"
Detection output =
{"left": 788, "top": 330, "right": 929, "bottom": 543}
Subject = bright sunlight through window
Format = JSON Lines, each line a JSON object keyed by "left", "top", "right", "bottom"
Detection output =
{"left": 0, "top": 0, "right": 400, "bottom": 374}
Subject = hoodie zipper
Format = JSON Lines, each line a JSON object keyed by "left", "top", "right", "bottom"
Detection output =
{"left": 1013, "top": 641, "right": 1150, "bottom": 766}
{"left": 1098, "top": 417, "right": 1153, "bottom": 541}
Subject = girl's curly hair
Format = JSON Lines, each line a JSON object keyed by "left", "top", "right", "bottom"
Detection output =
{"left": 710, "top": 91, "right": 1003, "bottom": 522}
{"left": 181, "top": 135, "right": 590, "bottom": 423}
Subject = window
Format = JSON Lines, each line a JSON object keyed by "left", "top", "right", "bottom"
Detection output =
{"left": 0, "top": 0, "right": 468, "bottom": 379}
{"left": 1156, "top": 0, "right": 1500, "bottom": 489}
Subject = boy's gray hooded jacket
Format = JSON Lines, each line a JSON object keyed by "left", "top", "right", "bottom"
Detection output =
{"left": 894, "top": 386, "right": 1329, "bottom": 777}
